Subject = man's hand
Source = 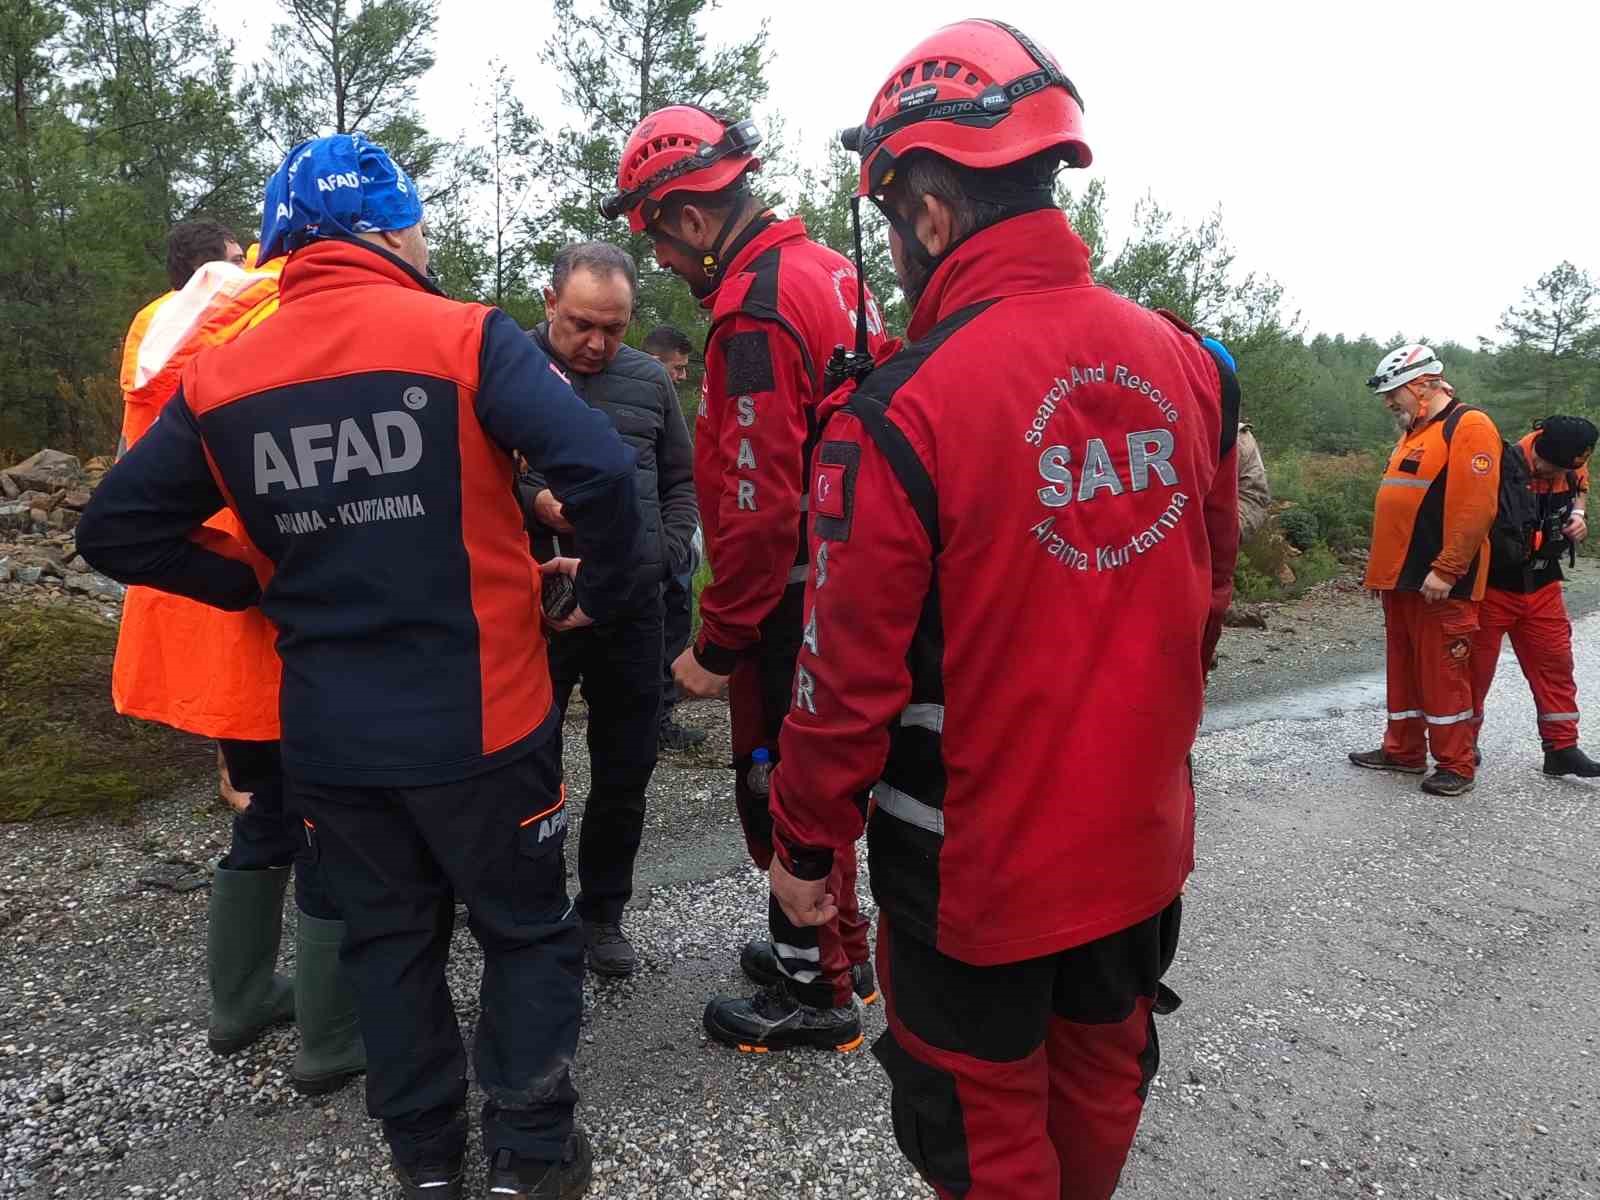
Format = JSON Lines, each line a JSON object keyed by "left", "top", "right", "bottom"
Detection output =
{"left": 672, "top": 646, "right": 729, "bottom": 698}
{"left": 770, "top": 855, "right": 838, "bottom": 928}
{"left": 533, "top": 488, "right": 573, "bottom": 533}
{"left": 1565, "top": 511, "right": 1588, "bottom": 544}
{"left": 1420, "top": 570, "right": 1453, "bottom": 602}
{"left": 218, "top": 747, "right": 252, "bottom": 815}
{"left": 539, "top": 557, "right": 593, "bottom": 632}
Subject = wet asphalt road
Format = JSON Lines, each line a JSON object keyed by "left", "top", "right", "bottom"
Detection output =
{"left": 3, "top": 592, "right": 1600, "bottom": 1198}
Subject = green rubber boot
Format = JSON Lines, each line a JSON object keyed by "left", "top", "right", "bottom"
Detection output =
{"left": 290, "top": 911, "right": 367, "bottom": 1096}
{"left": 207, "top": 865, "right": 295, "bottom": 1054}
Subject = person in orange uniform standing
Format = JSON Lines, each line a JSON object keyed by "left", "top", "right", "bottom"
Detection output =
{"left": 1470, "top": 416, "right": 1600, "bottom": 777}
{"left": 115, "top": 220, "right": 365, "bottom": 1095}
{"left": 1350, "top": 344, "right": 1501, "bottom": 796}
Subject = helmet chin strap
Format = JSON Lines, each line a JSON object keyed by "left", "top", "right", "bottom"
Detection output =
{"left": 654, "top": 198, "right": 773, "bottom": 289}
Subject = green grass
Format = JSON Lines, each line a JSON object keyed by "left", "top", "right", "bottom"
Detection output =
{"left": 0, "top": 602, "right": 212, "bottom": 822}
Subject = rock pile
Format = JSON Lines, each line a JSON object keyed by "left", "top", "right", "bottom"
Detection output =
{"left": 0, "top": 450, "right": 125, "bottom": 614}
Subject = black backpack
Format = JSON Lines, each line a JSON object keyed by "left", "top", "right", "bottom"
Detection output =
{"left": 1441, "top": 405, "right": 1541, "bottom": 569}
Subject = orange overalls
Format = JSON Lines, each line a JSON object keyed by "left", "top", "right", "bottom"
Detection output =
{"left": 1470, "top": 434, "right": 1589, "bottom": 752}
{"left": 1364, "top": 401, "right": 1501, "bottom": 777}
{"left": 112, "top": 253, "right": 284, "bottom": 740}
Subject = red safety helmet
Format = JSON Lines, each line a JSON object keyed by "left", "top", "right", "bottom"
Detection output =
{"left": 842, "top": 19, "right": 1091, "bottom": 197}
{"left": 602, "top": 105, "right": 763, "bottom": 233}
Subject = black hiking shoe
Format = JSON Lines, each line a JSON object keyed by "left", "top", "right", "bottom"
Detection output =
{"left": 703, "top": 983, "right": 863, "bottom": 1053}
{"left": 1543, "top": 746, "right": 1600, "bottom": 778}
{"left": 658, "top": 710, "right": 708, "bottom": 753}
{"left": 739, "top": 940, "right": 879, "bottom": 1005}
{"left": 484, "top": 1129, "right": 593, "bottom": 1199}
{"left": 391, "top": 1157, "right": 463, "bottom": 1200}
{"left": 1420, "top": 769, "right": 1475, "bottom": 797}
{"left": 583, "top": 921, "right": 637, "bottom": 978}
{"left": 1348, "top": 749, "right": 1427, "bottom": 775}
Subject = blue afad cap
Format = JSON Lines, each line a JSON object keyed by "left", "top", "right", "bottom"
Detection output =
{"left": 258, "top": 134, "right": 424, "bottom": 264}
{"left": 1201, "top": 336, "right": 1237, "bottom": 373}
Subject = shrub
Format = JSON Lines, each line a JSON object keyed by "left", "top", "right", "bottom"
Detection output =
{"left": 1277, "top": 508, "right": 1320, "bottom": 551}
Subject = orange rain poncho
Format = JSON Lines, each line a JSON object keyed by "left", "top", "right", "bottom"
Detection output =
{"left": 111, "top": 249, "right": 285, "bottom": 740}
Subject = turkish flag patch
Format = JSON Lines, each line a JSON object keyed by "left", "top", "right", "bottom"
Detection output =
{"left": 814, "top": 463, "right": 847, "bottom": 519}
{"left": 812, "top": 440, "right": 860, "bottom": 542}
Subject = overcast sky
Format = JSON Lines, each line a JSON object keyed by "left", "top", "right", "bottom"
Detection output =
{"left": 234, "top": 1, "right": 1596, "bottom": 346}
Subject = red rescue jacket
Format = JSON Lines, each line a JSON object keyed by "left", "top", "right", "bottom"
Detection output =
{"left": 771, "top": 209, "right": 1239, "bottom": 965}
{"left": 692, "top": 216, "right": 887, "bottom": 673}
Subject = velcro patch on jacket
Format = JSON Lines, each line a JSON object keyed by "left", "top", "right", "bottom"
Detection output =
{"left": 812, "top": 441, "right": 860, "bottom": 542}
{"left": 723, "top": 330, "right": 775, "bottom": 395}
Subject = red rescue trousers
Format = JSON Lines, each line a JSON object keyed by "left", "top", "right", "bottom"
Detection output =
{"left": 1469, "top": 582, "right": 1581, "bottom": 751}
{"left": 726, "top": 590, "right": 870, "bottom": 1009}
{"left": 873, "top": 904, "right": 1181, "bottom": 1199}
{"left": 1381, "top": 591, "right": 1479, "bottom": 778}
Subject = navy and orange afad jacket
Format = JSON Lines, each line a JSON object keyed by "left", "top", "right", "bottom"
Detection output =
{"left": 771, "top": 209, "right": 1239, "bottom": 966}
{"left": 80, "top": 239, "right": 642, "bottom": 787}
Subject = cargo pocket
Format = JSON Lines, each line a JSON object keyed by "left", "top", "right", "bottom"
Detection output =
{"left": 872, "top": 1029, "right": 972, "bottom": 1193}
{"left": 513, "top": 793, "right": 569, "bottom": 926}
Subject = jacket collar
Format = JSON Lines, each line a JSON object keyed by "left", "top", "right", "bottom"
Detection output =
{"left": 699, "top": 216, "right": 809, "bottom": 311}
{"left": 279, "top": 237, "right": 440, "bottom": 304}
{"left": 907, "top": 209, "right": 1094, "bottom": 340}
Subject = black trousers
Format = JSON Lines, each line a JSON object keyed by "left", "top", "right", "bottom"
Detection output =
{"left": 548, "top": 592, "right": 664, "bottom": 925}
{"left": 661, "top": 571, "right": 694, "bottom": 711}
{"left": 217, "top": 738, "right": 336, "bottom": 919}
{"left": 874, "top": 901, "right": 1182, "bottom": 1198}
{"left": 292, "top": 737, "right": 582, "bottom": 1170}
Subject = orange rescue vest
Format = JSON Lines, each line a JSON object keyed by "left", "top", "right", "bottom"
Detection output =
{"left": 111, "top": 257, "right": 284, "bottom": 740}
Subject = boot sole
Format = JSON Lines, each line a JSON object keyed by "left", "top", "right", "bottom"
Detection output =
{"left": 742, "top": 954, "right": 879, "bottom": 1005}
{"left": 208, "top": 1012, "right": 293, "bottom": 1056}
{"left": 290, "top": 1065, "right": 365, "bottom": 1097}
{"left": 392, "top": 1165, "right": 463, "bottom": 1200}
{"left": 1420, "top": 780, "right": 1475, "bottom": 796}
{"left": 1348, "top": 756, "right": 1426, "bottom": 775}
{"left": 702, "top": 1005, "right": 864, "bottom": 1054}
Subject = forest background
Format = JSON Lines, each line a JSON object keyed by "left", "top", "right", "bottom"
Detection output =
{"left": 4, "top": 0, "right": 1597, "bottom": 598}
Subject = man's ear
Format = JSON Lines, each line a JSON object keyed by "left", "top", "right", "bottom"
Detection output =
{"left": 543, "top": 285, "right": 558, "bottom": 312}
{"left": 379, "top": 228, "right": 408, "bottom": 252}
{"left": 673, "top": 203, "right": 709, "bottom": 246}
{"left": 915, "top": 193, "right": 957, "bottom": 259}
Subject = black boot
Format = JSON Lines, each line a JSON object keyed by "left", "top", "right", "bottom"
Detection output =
{"left": 1543, "top": 746, "right": 1600, "bottom": 777}
{"left": 703, "top": 983, "right": 862, "bottom": 1053}
{"left": 583, "top": 921, "right": 638, "bottom": 977}
{"left": 658, "top": 709, "right": 708, "bottom": 752}
{"left": 740, "top": 939, "right": 878, "bottom": 1004}
{"left": 484, "top": 1129, "right": 593, "bottom": 1200}
{"left": 391, "top": 1157, "right": 463, "bottom": 1200}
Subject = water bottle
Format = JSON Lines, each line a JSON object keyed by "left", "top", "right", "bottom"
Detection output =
{"left": 747, "top": 747, "right": 772, "bottom": 797}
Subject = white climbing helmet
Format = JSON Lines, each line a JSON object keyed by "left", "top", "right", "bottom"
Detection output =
{"left": 1367, "top": 343, "right": 1444, "bottom": 394}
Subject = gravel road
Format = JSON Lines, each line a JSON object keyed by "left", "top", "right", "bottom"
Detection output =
{"left": 4, "top": 579, "right": 1599, "bottom": 1198}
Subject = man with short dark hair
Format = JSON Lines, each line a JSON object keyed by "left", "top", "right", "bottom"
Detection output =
{"left": 522, "top": 242, "right": 699, "bottom": 976}
{"left": 642, "top": 324, "right": 693, "bottom": 383}
{"left": 1470, "top": 415, "right": 1600, "bottom": 777}
{"left": 606, "top": 105, "right": 887, "bottom": 1051}
{"left": 765, "top": 20, "right": 1238, "bottom": 1193}
{"left": 165, "top": 219, "right": 245, "bottom": 291}
{"left": 640, "top": 323, "right": 708, "bottom": 753}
